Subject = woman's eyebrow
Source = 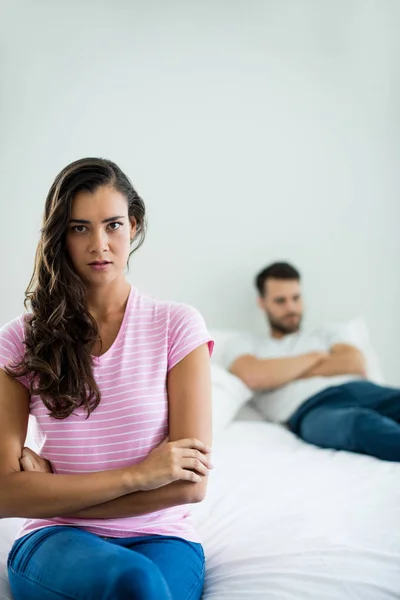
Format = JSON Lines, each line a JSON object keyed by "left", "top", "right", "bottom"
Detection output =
{"left": 69, "top": 216, "right": 125, "bottom": 224}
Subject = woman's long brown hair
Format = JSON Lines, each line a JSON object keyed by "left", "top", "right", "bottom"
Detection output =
{"left": 6, "top": 158, "right": 146, "bottom": 419}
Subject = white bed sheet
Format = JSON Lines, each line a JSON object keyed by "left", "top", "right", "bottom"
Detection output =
{"left": 192, "top": 422, "right": 400, "bottom": 599}
{"left": 1, "top": 422, "right": 400, "bottom": 599}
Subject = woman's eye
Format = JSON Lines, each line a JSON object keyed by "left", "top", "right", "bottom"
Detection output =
{"left": 72, "top": 225, "right": 87, "bottom": 233}
{"left": 108, "top": 222, "right": 123, "bottom": 231}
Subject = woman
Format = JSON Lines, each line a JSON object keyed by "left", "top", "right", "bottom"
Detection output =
{"left": 0, "top": 157, "right": 213, "bottom": 600}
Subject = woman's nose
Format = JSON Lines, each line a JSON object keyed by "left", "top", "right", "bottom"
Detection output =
{"left": 89, "top": 229, "right": 108, "bottom": 253}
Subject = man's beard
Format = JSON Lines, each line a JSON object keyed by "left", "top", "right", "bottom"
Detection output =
{"left": 267, "top": 312, "right": 302, "bottom": 335}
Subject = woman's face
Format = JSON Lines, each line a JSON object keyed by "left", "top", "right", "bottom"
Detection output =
{"left": 65, "top": 185, "right": 136, "bottom": 287}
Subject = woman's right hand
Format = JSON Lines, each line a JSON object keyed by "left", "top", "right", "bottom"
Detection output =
{"left": 134, "top": 437, "right": 212, "bottom": 491}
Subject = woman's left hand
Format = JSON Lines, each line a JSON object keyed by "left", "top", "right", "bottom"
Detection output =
{"left": 19, "top": 447, "right": 53, "bottom": 473}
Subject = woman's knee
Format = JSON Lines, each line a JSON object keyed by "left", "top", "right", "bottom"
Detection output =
{"left": 115, "top": 560, "right": 171, "bottom": 600}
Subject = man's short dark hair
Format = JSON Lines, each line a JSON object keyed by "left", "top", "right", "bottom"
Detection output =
{"left": 255, "top": 262, "right": 300, "bottom": 296}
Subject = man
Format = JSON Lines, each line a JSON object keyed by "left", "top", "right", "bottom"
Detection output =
{"left": 224, "top": 262, "right": 400, "bottom": 461}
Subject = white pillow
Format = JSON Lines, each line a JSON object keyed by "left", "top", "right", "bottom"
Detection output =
{"left": 343, "top": 318, "right": 385, "bottom": 383}
{"left": 235, "top": 403, "right": 264, "bottom": 422}
{"left": 211, "top": 364, "right": 253, "bottom": 436}
{"left": 209, "top": 329, "right": 246, "bottom": 367}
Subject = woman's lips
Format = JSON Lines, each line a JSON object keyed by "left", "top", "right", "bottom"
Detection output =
{"left": 88, "top": 261, "right": 111, "bottom": 271}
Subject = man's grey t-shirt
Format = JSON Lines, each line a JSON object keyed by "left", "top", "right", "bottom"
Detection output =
{"left": 222, "top": 325, "right": 362, "bottom": 424}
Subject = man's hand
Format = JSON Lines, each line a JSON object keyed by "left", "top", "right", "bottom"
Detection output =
{"left": 19, "top": 447, "right": 53, "bottom": 473}
{"left": 331, "top": 344, "right": 367, "bottom": 376}
{"left": 301, "top": 344, "right": 367, "bottom": 379}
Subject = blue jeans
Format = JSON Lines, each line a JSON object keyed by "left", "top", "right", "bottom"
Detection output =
{"left": 288, "top": 381, "right": 400, "bottom": 461}
{"left": 7, "top": 526, "right": 205, "bottom": 600}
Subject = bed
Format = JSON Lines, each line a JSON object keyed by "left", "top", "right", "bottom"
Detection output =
{"left": 193, "top": 419, "right": 400, "bottom": 599}
{"left": 1, "top": 322, "right": 400, "bottom": 599}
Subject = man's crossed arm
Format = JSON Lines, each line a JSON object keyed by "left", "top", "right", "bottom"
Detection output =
{"left": 301, "top": 344, "right": 366, "bottom": 379}
{"left": 230, "top": 344, "right": 366, "bottom": 391}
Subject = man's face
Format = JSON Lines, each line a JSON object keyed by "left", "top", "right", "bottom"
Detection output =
{"left": 258, "top": 278, "right": 303, "bottom": 336}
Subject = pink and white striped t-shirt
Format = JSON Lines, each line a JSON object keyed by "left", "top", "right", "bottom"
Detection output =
{"left": 0, "top": 286, "right": 213, "bottom": 542}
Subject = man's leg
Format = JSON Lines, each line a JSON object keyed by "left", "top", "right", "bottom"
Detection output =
{"left": 298, "top": 404, "right": 400, "bottom": 461}
{"left": 342, "top": 381, "right": 400, "bottom": 422}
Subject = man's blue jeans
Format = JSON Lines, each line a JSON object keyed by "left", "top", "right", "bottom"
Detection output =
{"left": 288, "top": 381, "right": 400, "bottom": 461}
{"left": 8, "top": 526, "right": 205, "bottom": 600}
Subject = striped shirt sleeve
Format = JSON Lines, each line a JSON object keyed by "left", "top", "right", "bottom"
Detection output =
{"left": 0, "top": 316, "right": 30, "bottom": 388}
{"left": 167, "top": 303, "right": 214, "bottom": 371}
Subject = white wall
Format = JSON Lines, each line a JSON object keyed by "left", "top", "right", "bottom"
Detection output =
{"left": 1, "top": 0, "right": 399, "bottom": 383}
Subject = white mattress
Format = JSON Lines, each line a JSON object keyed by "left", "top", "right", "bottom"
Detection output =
{"left": 1, "top": 422, "right": 400, "bottom": 599}
{"left": 192, "top": 422, "right": 400, "bottom": 599}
